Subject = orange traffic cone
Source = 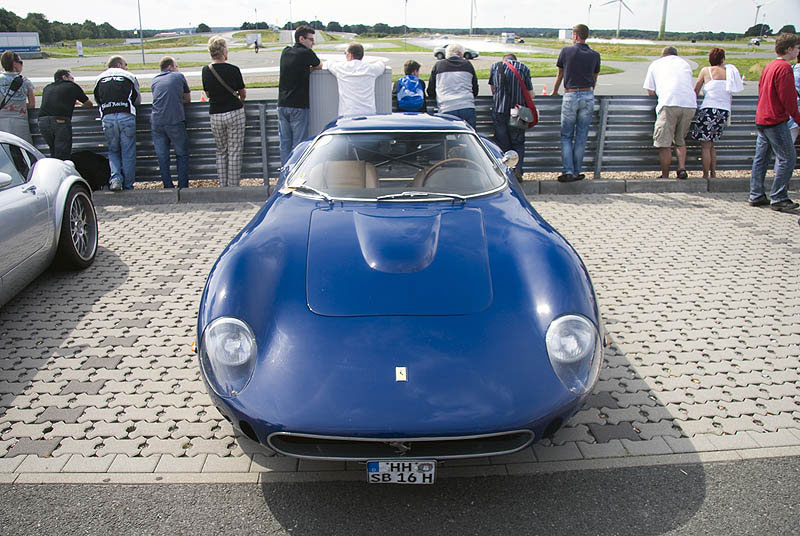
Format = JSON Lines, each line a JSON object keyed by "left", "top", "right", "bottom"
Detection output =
{"left": 542, "top": 85, "right": 548, "bottom": 96}
{"left": 200, "top": 92, "right": 207, "bottom": 102}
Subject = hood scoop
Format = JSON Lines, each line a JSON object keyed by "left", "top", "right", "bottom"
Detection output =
{"left": 307, "top": 207, "right": 492, "bottom": 316}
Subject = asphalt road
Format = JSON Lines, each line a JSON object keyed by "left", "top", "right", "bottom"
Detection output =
{"left": 2, "top": 457, "right": 798, "bottom": 535}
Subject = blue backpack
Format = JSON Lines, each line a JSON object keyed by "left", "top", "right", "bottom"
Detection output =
{"left": 396, "top": 75, "right": 425, "bottom": 111}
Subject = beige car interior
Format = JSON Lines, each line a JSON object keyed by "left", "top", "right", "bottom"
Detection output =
{"left": 307, "top": 161, "right": 379, "bottom": 189}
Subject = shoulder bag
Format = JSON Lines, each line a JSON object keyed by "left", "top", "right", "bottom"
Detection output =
{"left": 207, "top": 63, "right": 243, "bottom": 102}
{"left": 503, "top": 61, "right": 538, "bottom": 129}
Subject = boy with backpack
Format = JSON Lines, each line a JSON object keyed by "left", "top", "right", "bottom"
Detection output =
{"left": 394, "top": 60, "right": 426, "bottom": 112}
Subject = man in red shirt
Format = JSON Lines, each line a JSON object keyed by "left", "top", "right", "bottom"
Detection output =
{"left": 749, "top": 33, "right": 800, "bottom": 212}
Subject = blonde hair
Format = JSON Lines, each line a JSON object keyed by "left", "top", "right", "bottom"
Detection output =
{"left": 208, "top": 36, "right": 228, "bottom": 60}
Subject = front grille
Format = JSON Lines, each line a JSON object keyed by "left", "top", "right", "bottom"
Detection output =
{"left": 267, "top": 430, "right": 534, "bottom": 460}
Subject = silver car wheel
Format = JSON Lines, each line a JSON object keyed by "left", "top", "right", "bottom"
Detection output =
{"left": 69, "top": 191, "right": 97, "bottom": 261}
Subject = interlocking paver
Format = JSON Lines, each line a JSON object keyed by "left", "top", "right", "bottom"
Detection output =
{"left": 35, "top": 406, "right": 86, "bottom": 424}
{"left": 107, "top": 454, "right": 160, "bottom": 473}
{"left": 2, "top": 195, "right": 800, "bottom": 476}
{"left": 52, "top": 437, "right": 102, "bottom": 457}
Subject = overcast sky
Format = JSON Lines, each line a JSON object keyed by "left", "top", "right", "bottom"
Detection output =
{"left": 18, "top": 0, "right": 800, "bottom": 34}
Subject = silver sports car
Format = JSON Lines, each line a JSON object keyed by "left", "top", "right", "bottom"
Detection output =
{"left": 0, "top": 132, "right": 98, "bottom": 307}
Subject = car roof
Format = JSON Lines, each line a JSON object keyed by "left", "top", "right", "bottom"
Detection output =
{"left": 0, "top": 131, "right": 45, "bottom": 159}
{"left": 322, "top": 113, "right": 475, "bottom": 134}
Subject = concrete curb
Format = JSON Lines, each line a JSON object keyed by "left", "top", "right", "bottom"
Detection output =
{"left": 91, "top": 179, "right": 799, "bottom": 206}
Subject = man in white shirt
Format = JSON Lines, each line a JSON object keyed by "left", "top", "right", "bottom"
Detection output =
{"left": 326, "top": 43, "right": 386, "bottom": 118}
{"left": 643, "top": 46, "right": 697, "bottom": 179}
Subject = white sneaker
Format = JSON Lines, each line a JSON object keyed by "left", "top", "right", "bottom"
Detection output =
{"left": 110, "top": 178, "right": 122, "bottom": 191}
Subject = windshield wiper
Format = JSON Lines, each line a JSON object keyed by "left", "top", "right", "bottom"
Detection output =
{"left": 288, "top": 184, "right": 334, "bottom": 204}
{"left": 376, "top": 191, "right": 466, "bottom": 203}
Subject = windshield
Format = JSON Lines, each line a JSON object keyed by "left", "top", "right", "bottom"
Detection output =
{"left": 286, "top": 131, "right": 506, "bottom": 199}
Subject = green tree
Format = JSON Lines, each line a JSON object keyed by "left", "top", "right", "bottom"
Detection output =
{"left": 80, "top": 20, "right": 98, "bottom": 39}
{"left": 0, "top": 8, "right": 21, "bottom": 32}
{"left": 196, "top": 23, "right": 211, "bottom": 33}
{"left": 745, "top": 23, "right": 772, "bottom": 37}
{"left": 98, "top": 22, "right": 119, "bottom": 38}
{"left": 778, "top": 24, "right": 796, "bottom": 34}
{"left": 372, "top": 23, "right": 391, "bottom": 34}
{"left": 21, "top": 12, "right": 53, "bottom": 42}
{"left": 327, "top": 21, "right": 342, "bottom": 32}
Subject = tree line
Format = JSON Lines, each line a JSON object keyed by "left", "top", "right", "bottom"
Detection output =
{"left": 0, "top": 9, "right": 150, "bottom": 42}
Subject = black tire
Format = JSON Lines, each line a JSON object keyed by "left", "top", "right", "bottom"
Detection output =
{"left": 55, "top": 185, "right": 98, "bottom": 270}
{"left": 464, "top": 52, "right": 472, "bottom": 60}
{"left": 435, "top": 52, "right": 445, "bottom": 60}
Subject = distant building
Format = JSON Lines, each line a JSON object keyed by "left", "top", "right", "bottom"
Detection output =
{"left": 558, "top": 29, "right": 572, "bottom": 41}
{"left": 0, "top": 32, "right": 42, "bottom": 59}
{"left": 154, "top": 32, "right": 180, "bottom": 38}
{"left": 500, "top": 32, "right": 515, "bottom": 43}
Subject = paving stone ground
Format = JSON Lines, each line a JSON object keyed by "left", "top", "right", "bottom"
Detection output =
{"left": 1, "top": 192, "right": 799, "bottom": 481}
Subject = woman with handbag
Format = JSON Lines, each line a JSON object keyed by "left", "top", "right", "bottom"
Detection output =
{"left": 0, "top": 50, "right": 35, "bottom": 143}
{"left": 202, "top": 36, "right": 247, "bottom": 187}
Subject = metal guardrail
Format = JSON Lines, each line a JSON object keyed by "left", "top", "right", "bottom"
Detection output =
{"left": 28, "top": 95, "right": 762, "bottom": 183}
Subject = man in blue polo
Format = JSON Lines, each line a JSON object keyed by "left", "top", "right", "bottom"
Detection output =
{"left": 150, "top": 56, "right": 191, "bottom": 188}
{"left": 277, "top": 25, "right": 321, "bottom": 166}
{"left": 551, "top": 24, "right": 601, "bottom": 183}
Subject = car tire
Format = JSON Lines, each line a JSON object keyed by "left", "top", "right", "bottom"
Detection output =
{"left": 464, "top": 53, "right": 472, "bottom": 60}
{"left": 435, "top": 52, "right": 444, "bottom": 60}
{"left": 55, "top": 185, "right": 98, "bottom": 270}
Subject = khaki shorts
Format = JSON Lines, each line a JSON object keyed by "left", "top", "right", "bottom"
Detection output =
{"left": 653, "top": 106, "right": 696, "bottom": 147}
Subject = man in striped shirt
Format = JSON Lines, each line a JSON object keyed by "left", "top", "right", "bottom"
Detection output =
{"left": 489, "top": 54, "right": 533, "bottom": 181}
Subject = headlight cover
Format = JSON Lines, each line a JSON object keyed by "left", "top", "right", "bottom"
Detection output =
{"left": 200, "top": 317, "right": 257, "bottom": 398}
{"left": 545, "top": 314, "right": 602, "bottom": 394}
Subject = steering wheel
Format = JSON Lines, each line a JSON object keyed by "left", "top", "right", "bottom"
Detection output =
{"left": 421, "top": 158, "right": 483, "bottom": 186}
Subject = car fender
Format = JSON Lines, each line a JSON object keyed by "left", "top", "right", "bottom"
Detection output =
{"left": 42, "top": 159, "right": 93, "bottom": 250}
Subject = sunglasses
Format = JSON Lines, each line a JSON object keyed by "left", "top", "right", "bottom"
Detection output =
{"left": 14, "top": 58, "right": 23, "bottom": 65}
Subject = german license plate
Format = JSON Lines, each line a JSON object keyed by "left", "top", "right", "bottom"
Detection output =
{"left": 367, "top": 460, "right": 436, "bottom": 484}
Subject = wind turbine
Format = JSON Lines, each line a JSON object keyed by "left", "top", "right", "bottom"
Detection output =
{"left": 753, "top": 0, "right": 775, "bottom": 27}
{"left": 469, "top": 0, "right": 477, "bottom": 37}
{"left": 601, "top": 0, "right": 633, "bottom": 39}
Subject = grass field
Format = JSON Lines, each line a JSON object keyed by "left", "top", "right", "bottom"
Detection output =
{"left": 43, "top": 35, "right": 212, "bottom": 58}
{"left": 72, "top": 61, "right": 211, "bottom": 71}
{"left": 690, "top": 56, "right": 770, "bottom": 80}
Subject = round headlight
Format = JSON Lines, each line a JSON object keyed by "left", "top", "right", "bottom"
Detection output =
{"left": 545, "top": 315, "right": 601, "bottom": 394}
{"left": 200, "top": 317, "right": 257, "bottom": 398}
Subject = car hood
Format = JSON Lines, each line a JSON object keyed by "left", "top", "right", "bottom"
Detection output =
{"left": 306, "top": 206, "right": 492, "bottom": 316}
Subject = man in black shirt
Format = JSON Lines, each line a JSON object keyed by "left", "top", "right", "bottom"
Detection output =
{"left": 277, "top": 25, "right": 321, "bottom": 166}
{"left": 551, "top": 24, "right": 601, "bottom": 183}
{"left": 38, "top": 70, "right": 92, "bottom": 159}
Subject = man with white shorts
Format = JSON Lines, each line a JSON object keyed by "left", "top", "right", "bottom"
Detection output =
{"left": 643, "top": 47, "right": 697, "bottom": 179}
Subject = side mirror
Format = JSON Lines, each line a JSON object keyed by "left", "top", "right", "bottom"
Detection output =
{"left": 0, "top": 172, "right": 13, "bottom": 189}
{"left": 501, "top": 150, "right": 519, "bottom": 169}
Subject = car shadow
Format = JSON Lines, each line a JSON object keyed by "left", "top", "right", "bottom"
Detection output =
{"left": 0, "top": 246, "right": 129, "bottom": 423}
{"left": 246, "top": 335, "right": 708, "bottom": 536}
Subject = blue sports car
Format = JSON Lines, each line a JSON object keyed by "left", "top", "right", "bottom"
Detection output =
{"left": 197, "top": 114, "right": 604, "bottom": 483}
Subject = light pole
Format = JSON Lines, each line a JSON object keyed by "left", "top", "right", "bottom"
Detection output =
{"left": 137, "top": 0, "right": 145, "bottom": 64}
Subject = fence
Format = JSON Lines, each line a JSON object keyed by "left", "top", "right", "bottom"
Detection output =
{"left": 28, "top": 95, "right": 763, "bottom": 183}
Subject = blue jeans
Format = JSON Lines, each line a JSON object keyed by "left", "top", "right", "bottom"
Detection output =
{"left": 278, "top": 106, "right": 309, "bottom": 166}
{"left": 444, "top": 108, "right": 477, "bottom": 129}
{"left": 152, "top": 122, "right": 189, "bottom": 188}
{"left": 750, "top": 121, "right": 796, "bottom": 202}
{"left": 560, "top": 91, "right": 595, "bottom": 175}
{"left": 492, "top": 110, "right": 526, "bottom": 176}
{"left": 101, "top": 113, "right": 137, "bottom": 189}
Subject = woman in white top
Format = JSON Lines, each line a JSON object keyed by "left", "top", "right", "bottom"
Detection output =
{"left": 690, "top": 48, "right": 744, "bottom": 178}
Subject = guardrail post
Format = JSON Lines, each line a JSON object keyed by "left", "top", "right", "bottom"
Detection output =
{"left": 259, "top": 103, "right": 270, "bottom": 193}
{"left": 593, "top": 97, "right": 610, "bottom": 180}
